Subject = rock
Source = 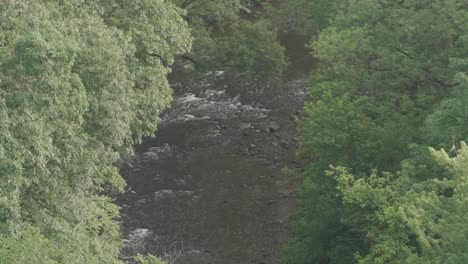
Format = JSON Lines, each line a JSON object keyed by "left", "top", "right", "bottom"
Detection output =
{"left": 152, "top": 177, "right": 162, "bottom": 185}
{"left": 124, "top": 228, "right": 153, "bottom": 254}
{"left": 240, "top": 123, "right": 253, "bottom": 130}
{"left": 214, "top": 70, "right": 225, "bottom": 77}
{"left": 280, "top": 141, "right": 289, "bottom": 149}
{"left": 279, "top": 190, "right": 291, "bottom": 198}
{"left": 254, "top": 123, "right": 270, "bottom": 133}
{"left": 268, "top": 122, "right": 280, "bottom": 133}
{"left": 153, "top": 190, "right": 175, "bottom": 201}
{"left": 142, "top": 151, "right": 159, "bottom": 160}
{"left": 112, "top": 214, "right": 122, "bottom": 221}
{"left": 175, "top": 179, "right": 187, "bottom": 188}
{"left": 153, "top": 190, "right": 194, "bottom": 201}
{"left": 175, "top": 190, "right": 194, "bottom": 198}
{"left": 128, "top": 228, "right": 152, "bottom": 240}
{"left": 136, "top": 198, "right": 147, "bottom": 205}
{"left": 144, "top": 144, "right": 172, "bottom": 160}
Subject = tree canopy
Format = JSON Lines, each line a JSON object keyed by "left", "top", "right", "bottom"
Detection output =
{"left": 171, "top": 0, "right": 286, "bottom": 77}
{"left": 0, "top": 0, "right": 191, "bottom": 262}
{"left": 284, "top": 0, "right": 468, "bottom": 263}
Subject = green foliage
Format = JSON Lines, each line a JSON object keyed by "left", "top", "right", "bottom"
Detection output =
{"left": 134, "top": 254, "right": 166, "bottom": 264}
{"left": 277, "top": 0, "right": 342, "bottom": 37}
{"left": 217, "top": 20, "right": 285, "bottom": 77}
{"left": 423, "top": 53, "right": 468, "bottom": 148}
{"left": 171, "top": 0, "right": 285, "bottom": 77}
{"left": 0, "top": 0, "right": 190, "bottom": 262}
{"left": 285, "top": 0, "right": 468, "bottom": 263}
{"left": 331, "top": 143, "right": 468, "bottom": 263}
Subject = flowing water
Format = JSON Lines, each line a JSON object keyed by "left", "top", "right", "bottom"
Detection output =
{"left": 118, "top": 35, "right": 313, "bottom": 264}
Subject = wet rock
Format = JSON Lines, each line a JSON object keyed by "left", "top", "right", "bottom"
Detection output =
{"left": 214, "top": 70, "right": 225, "bottom": 77}
{"left": 123, "top": 161, "right": 134, "bottom": 168}
{"left": 268, "top": 122, "right": 280, "bottom": 133}
{"left": 152, "top": 177, "right": 162, "bottom": 185}
{"left": 142, "top": 151, "right": 159, "bottom": 160}
{"left": 112, "top": 214, "right": 122, "bottom": 221}
{"left": 153, "top": 190, "right": 176, "bottom": 201}
{"left": 279, "top": 190, "right": 291, "bottom": 198}
{"left": 149, "top": 145, "right": 170, "bottom": 152}
{"left": 141, "top": 145, "right": 174, "bottom": 161}
{"left": 175, "top": 190, "right": 194, "bottom": 198}
{"left": 175, "top": 179, "right": 188, "bottom": 188}
{"left": 184, "top": 174, "right": 193, "bottom": 182}
{"left": 136, "top": 198, "right": 147, "bottom": 205}
{"left": 124, "top": 228, "right": 153, "bottom": 254}
{"left": 153, "top": 190, "right": 194, "bottom": 202}
{"left": 240, "top": 123, "right": 253, "bottom": 130}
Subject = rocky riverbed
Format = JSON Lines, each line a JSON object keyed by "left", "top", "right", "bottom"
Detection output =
{"left": 117, "top": 73, "right": 308, "bottom": 264}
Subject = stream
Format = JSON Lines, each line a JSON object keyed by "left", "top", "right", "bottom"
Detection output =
{"left": 118, "top": 34, "right": 312, "bottom": 264}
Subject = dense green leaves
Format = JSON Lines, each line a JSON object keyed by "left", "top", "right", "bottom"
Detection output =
{"left": 0, "top": 0, "right": 190, "bottom": 262}
{"left": 332, "top": 143, "right": 468, "bottom": 263}
{"left": 171, "top": 0, "right": 285, "bottom": 77}
{"left": 277, "top": 0, "right": 341, "bottom": 36}
{"left": 134, "top": 254, "right": 165, "bottom": 264}
{"left": 285, "top": 0, "right": 468, "bottom": 263}
{"left": 423, "top": 70, "right": 468, "bottom": 149}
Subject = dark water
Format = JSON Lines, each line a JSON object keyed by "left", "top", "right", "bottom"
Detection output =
{"left": 118, "top": 35, "right": 312, "bottom": 264}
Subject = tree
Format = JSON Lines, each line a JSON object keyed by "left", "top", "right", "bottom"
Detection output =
{"left": 276, "top": 0, "right": 341, "bottom": 37}
{"left": 331, "top": 142, "right": 468, "bottom": 263}
{"left": 171, "top": 0, "right": 285, "bottom": 77}
{"left": 0, "top": 0, "right": 191, "bottom": 262}
{"left": 134, "top": 254, "right": 165, "bottom": 264}
{"left": 284, "top": 0, "right": 468, "bottom": 263}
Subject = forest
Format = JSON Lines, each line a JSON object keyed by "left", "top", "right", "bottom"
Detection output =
{"left": 0, "top": 0, "right": 467, "bottom": 263}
